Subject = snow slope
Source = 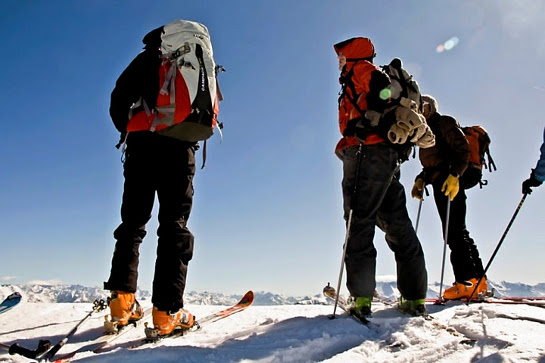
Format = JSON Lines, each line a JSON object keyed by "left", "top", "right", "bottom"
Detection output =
{"left": 1, "top": 289, "right": 545, "bottom": 362}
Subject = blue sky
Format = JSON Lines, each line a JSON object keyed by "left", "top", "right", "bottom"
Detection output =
{"left": 1, "top": 1, "right": 544, "bottom": 296}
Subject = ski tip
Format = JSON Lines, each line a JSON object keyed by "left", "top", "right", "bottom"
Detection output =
{"left": 241, "top": 291, "right": 254, "bottom": 305}
{"left": 7, "top": 292, "right": 22, "bottom": 300}
{"left": 323, "top": 283, "right": 336, "bottom": 296}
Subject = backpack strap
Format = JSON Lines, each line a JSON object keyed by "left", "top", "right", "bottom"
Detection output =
{"left": 485, "top": 150, "right": 497, "bottom": 172}
{"left": 160, "top": 60, "right": 177, "bottom": 103}
{"left": 338, "top": 67, "right": 368, "bottom": 123}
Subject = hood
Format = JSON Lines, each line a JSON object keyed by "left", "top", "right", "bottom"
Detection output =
{"left": 334, "top": 37, "right": 375, "bottom": 61}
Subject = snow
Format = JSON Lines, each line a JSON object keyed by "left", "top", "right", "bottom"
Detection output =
{"left": 1, "top": 288, "right": 545, "bottom": 362}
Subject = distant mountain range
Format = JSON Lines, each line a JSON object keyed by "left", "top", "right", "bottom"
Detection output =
{"left": 1, "top": 280, "right": 544, "bottom": 306}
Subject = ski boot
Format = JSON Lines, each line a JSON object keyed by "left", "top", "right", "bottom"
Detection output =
{"left": 443, "top": 277, "right": 489, "bottom": 301}
{"left": 145, "top": 307, "right": 195, "bottom": 338}
{"left": 398, "top": 296, "right": 427, "bottom": 316}
{"left": 104, "top": 291, "right": 144, "bottom": 333}
{"left": 348, "top": 296, "right": 372, "bottom": 322}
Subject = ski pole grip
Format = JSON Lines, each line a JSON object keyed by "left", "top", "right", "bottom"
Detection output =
{"left": 9, "top": 339, "right": 51, "bottom": 359}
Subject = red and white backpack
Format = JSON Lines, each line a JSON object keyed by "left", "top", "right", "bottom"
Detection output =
{"left": 127, "top": 20, "right": 223, "bottom": 143}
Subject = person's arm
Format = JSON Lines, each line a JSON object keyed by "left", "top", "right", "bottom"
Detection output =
{"left": 441, "top": 116, "right": 470, "bottom": 178}
{"left": 110, "top": 49, "right": 160, "bottom": 134}
{"left": 534, "top": 128, "right": 545, "bottom": 182}
{"left": 522, "top": 127, "right": 545, "bottom": 194}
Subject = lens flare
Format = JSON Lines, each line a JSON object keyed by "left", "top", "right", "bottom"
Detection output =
{"left": 436, "top": 36, "right": 459, "bottom": 53}
{"left": 444, "top": 37, "right": 459, "bottom": 50}
{"left": 380, "top": 88, "right": 391, "bottom": 100}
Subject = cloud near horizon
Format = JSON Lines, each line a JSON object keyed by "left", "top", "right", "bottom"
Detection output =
{"left": 25, "top": 279, "right": 64, "bottom": 286}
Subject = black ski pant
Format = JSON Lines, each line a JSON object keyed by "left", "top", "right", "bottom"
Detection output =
{"left": 431, "top": 174, "right": 485, "bottom": 283}
{"left": 341, "top": 144, "right": 428, "bottom": 300}
{"left": 104, "top": 131, "right": 196, "bottom": 312}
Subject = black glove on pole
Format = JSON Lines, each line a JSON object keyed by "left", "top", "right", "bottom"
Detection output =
{"left": 522, "top": 169, "right": 542, "bottom": 195}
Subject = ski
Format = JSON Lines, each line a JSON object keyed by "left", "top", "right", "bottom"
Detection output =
{"left": 8, "top": 299, "right": 108, "bottom": 362}
{"left": 333, "top": 289, "right": 476, "bottom": 345}
{"left": 426, "top": 296, "right": 545, "bottom": 307}
{"left": 51, "top": 307, "right": 154, "bottom": 362}
{"left": 389, "top": 297, "right": 477, "bottom": 345}
{"left": 480, "top": 297, "right": 545, "bottom": 307}
{"left": 491, "top": 296, "right": 545, "bottom": 302}
{"left": 0, "top": 292, "right": 22, "bottom": 315}
{"left": 133, "top": 290, "right": 254, "bottom": 348}
{"left": 322, "top": 284, "right": 374, "bottom": 326}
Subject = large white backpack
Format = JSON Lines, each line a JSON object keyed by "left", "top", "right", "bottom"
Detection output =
{"left": 128, "top": 19, "right": 223, "bottom": 143}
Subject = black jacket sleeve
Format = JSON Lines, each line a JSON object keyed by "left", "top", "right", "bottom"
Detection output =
{"left": 109, "top": 49, "right": 161, "bottom": 133}
{"left": 440, "top": 115, "right": 470, "bottom": 177}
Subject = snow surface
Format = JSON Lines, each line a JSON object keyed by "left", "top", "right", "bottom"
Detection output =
{"left": 1, "top": 287, "right": 545, "bottom": 362}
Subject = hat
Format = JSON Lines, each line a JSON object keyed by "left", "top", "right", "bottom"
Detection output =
{"left": 422, "top": 94, "right": 438, "bottom": 115}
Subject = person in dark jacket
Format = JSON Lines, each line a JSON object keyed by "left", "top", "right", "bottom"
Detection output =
{"left": 522, "top": 126, "right": 545, "bottom": 194}
{"left": 335, "top": 37, "right": 429, "bottom": 318}
{"left": 104, "top": 25, "right": 196, "bottom": 336}
{"left": 411, "top": 94, "right": 488, "bottom": 300}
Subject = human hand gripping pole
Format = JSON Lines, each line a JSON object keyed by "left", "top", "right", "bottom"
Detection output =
{"left": 413, "top": 184, "right": 429, "bottom": 234}
{"left": 522, "top": 169, "right": 542, "bottom": 195}
{"left": 411, "top": 178, "right": 425, "bottom": 201}
{"left": 441, "top": 174, "right": 460, "bottom": 201}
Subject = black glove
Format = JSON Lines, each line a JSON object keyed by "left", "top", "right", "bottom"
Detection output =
{"left": 522, "top": 169, "right": 542, "bottom": 194}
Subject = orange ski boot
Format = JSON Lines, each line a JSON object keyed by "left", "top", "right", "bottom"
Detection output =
{"left": 150, "top": 307, "right": 195, "bottom": 336}
{"left": 107, "top": 291, "right": 144, "bottom": 330}
{"left": 443, "top": 277, "right": 488, "bottom": 300}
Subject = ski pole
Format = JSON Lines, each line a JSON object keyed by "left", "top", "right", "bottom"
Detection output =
{"left": 9, "top": 299, "right": 107, "bottom": 361}
{"left": 466, "top": 193, "right": 527, "bottom": 304}
{"left": 414, "top": 185, "right": 428, "bottom": 234}
{"left": 330, "top": 144, "right": 363, "bottom": 319}
{"left": 414, "top": 200, "right": 423, "bottom": 234}
{"left": 437, "top": 197, "right": 451, "bottom": 304}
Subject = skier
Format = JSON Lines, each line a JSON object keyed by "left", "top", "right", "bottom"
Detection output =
{"left": 334, "top": 37, "right": 429, "bottom": 318}
{"left": 411, "top": 94, "right": 488, "bottom": 300}
{"left": 103, "top": 24, "right": 198, "bottom": 336}
{"left": 522, "top": 126, "right": 545, "bottom": 194}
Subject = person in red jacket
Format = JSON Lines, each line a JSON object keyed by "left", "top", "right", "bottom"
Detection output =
{"left": 334, "top": 37, "right": 428, "bottom": 319}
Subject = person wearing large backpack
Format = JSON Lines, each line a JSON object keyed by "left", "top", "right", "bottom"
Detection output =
{"left": 334, "top": 37, "right": 429, "bottom": 319}
{"left": 522, "top": 126, "right": 545, "bottom": 194}
{"left": 104, "top": 20, "right": 220, "bottom": 337}
{"left": 411, "top": 94, "right": 488, "bottom": 300}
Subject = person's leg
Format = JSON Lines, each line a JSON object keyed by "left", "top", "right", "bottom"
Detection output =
{"left": 152, "top": 138, "right": 196, "bottom": 312}
{"left": 432, "top": 183, "right": 478, "bottom": 282}
{"left": 343, "top": 144, "right": 396, "bottom": 299}
{"left": 105, "top": 132, "right": 156, "bottom": 293}
{"left": 377, "top": 167, "right": 427, "bottom": 301}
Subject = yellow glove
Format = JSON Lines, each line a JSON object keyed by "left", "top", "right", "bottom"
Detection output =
{"left": 411, "top": 178, "right": 425, "bottom": 201}
{"left": 441, "top": 174, "right": 460, "bottom": 201}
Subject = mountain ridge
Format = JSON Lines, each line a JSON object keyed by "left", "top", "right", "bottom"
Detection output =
{"left": 2, "top": 280, "right": 544, "bottom": 306}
